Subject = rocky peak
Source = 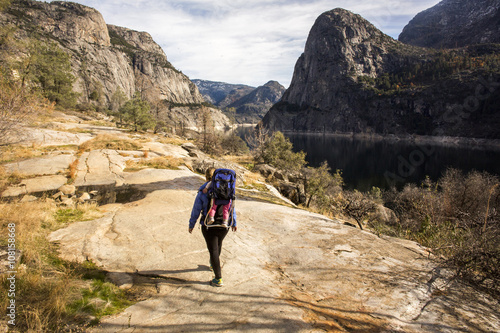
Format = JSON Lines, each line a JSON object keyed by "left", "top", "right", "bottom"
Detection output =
{"left": 281, "top": 8, "right": 415, "bottom": 111}
{"left": 15, "top": 0, "right": 111, "bottom": 47}
{"left": 399, "top": 0, "right": 500, "bottom": 48}
{"left": 262, "top": 7, "right": 499, "bottom": 138}
{"left": 225, "top": 80, "right": 285, "bottom": 123}
{"left": 107, "top": 25, "right": 165, "bottom": 55}
{"left": 232, "top": 81, "right": 284, "bottom": 106}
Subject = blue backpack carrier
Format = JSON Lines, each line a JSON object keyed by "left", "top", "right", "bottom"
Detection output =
{"left": 205, "top": 168, "right": 236, "bottom": 227}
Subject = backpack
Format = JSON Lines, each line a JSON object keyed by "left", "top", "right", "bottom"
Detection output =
{"left": 205, "top": 168, "right": 236, "bottom": 228}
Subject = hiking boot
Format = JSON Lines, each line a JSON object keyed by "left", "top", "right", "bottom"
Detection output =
{"left": 207, "top": 216, "right": 215, "bottom": 225}
{"left": 222, "top": 219, "right": 229, "bottom": 227}
{"left": 210, "top": 278, "right": 223, "bottom": 287}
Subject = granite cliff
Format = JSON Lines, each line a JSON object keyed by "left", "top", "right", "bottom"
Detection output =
{"left": 262, "top": 7, "right": 500, "bottom": 139}
{"left": 0, "top": 0, "right": 229, "bottom": 129}
{"left": 399, "top": 0, "right": 500, "bottom": 49}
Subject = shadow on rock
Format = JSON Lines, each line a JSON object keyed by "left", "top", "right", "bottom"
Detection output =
{"left": 81, "top": 175, "right": 204, "bottom": 205}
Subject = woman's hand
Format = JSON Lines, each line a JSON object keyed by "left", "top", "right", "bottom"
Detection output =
{"left": 231, "top": 226, "right": 237, "bottom": 232}
{"left": 189, "top": 228, "right": 193, "bottom": 234}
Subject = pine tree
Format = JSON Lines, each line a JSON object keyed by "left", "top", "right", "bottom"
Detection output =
{"left": 119, "top": 93, "right": 155, "bottom": 131}
{"left": 23, "top": 41, "right": 78, "bottom": 108}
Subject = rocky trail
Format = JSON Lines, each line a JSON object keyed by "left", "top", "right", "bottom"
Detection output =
{"left": 3, "top": 113, "right": 499, "bottom": 332}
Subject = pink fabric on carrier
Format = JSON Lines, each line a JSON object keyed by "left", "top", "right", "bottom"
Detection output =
{"left": 209, "top": 199, "right": 232, "bottom": 221}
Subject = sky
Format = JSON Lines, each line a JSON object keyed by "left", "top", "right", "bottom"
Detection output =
{"left": 47, "top": 0, "right": 442, "bottom": 87}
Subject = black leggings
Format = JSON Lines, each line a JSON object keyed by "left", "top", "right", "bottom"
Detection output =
{"left": 201, "top": 226, "right": 229, "bottom": 279}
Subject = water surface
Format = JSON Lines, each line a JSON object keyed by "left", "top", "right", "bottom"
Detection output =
{"left": 286, "top": 134, "right": 500, "bottom": 191}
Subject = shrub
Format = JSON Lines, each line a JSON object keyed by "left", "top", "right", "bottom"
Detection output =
{"left": 256, "top": 131, "right": 307, "bottom": 173}
{"left": 0, "top": 0, "right": 11, "bottom": 11}
{"left": 439, "top": 169, "right": 499, "bottom": 289}
{"left": 382, "top": 169, "right": 499, "bottom": 294}
{"left": 0, "top": 74, "right": 38, "bottom": 144}
{"left": 338, "top": 190, "right": 377, "bottom": 230}
{"left": 220, "top": 133, "right": 249, "bottom": 156}
{"left": 303, "top": 161, "right": 343, "bottom": 209}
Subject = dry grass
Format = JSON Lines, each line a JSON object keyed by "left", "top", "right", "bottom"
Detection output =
{"left": 79, "top": 134, "right": 142, "bottom": 153}
{"left": 29, "top": 102, "right": 56, "bottom": 124}
{"left": 0, "top": 167, "right": 26, "bottom": 194}
{"left": 157, "top": 136, "right": 190, "bottom": 146}
{"left": 222, "top": 154, "right": 254, "bottom": 166}
{"left": 68, "top": 159, "right": 79, "bottom": 183}
{"left": 83, "top": 120, "right": 115, "bottom": 127}
{"left": 0, "top": 144, "right": 78, "bottom": 166}
{"left": 239, "top": 171, "right": 268, "bottom": 192}
{"left": 0, "top": 145, "right": 43, "bottom": 164}
{"left": 65, "top": 127, "right": 94, "bottom": 134}
{"left": 0, "top": 200, "right": 130, "bottom": 331}
{"left": 124, "top": 156, "right": 185, "bottom": 172}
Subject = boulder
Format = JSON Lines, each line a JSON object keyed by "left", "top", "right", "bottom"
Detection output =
{"left": 142, "top": 141, "right": 190, "bottom": 159}
{"left": 181, "top": 143, "right": 206, "bottom": 158}
{"left": 107, "top": 272, "right": 133, "bottom": 290}
{"left": 369, "top": 203, "right": 399, "bottom": 225}
{"left": 1, "top": 186, "right": 27, "bottom": 198}
{"left": 79, "top": 192, "right": 91, "bottom": 202}
{"left": 59, "top": 184, "right": 76, "bottom": 195}
{"left": 273, "top": 180, "right": 306, "bottom": 205}
{"left": 20, "top": 195, "right": 38, "bottom": 203}
{"left": 61, "top": 197, "right": 76, "bottom": 207}
{"left": 253, "top": 164, "right": 275, "bottom": 178}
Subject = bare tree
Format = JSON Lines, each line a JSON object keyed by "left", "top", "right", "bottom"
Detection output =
{"left": 0, "top": 77, "right": 38, "bottom": 145}
{"left": 198, "top": 106, "right": 220, "bottom": 154}
{"left": 245, "top": 124, "right": 270, "bottom": 160}
{"left": 341, "top": 190, "right": 376, "bottom": 230}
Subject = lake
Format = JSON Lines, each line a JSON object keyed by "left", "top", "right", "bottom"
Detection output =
{"left": 286, "top": 134, "right": 500, "bottom": 191}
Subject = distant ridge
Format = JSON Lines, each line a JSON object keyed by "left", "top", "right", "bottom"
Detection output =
{"left": 193, "top": 79, "right": 285, "bottom": 124}
{"left": 191, "top": 80, "right": 255, "bottom": 106}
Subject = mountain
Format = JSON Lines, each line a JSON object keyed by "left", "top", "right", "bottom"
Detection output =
{"left": 225, "top": 81, "right": 285, "bottom": 124}
{"left": 262, "top": 8, "right": 500, "bottom": 139}
{"left": 191, "top": 80, "right": 255, "bottom": 107}
{"left": 194, "top": 79, "right": 285, "bottom": 124}
{"left": 399, "top": 0, "right": 500, "bottom": 49}
{"left": 0, "top": 0, "right": 230, "bottom": 129}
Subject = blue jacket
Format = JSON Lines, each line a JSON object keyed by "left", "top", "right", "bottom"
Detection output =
{"left": 189, "top": 182, "right": 237, "bottom": 229}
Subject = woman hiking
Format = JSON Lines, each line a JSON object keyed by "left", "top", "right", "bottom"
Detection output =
{"left": 189, "top": 167, "right": 237, "bottom": 287}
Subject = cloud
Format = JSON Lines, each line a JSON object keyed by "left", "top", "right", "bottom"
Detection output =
{"left": 46, "top": 0, "right": 442, "bottom": 87}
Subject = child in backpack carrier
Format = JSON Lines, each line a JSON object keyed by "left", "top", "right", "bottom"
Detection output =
{"left": 203, "top": 181, "right": 231, "bottom": 227}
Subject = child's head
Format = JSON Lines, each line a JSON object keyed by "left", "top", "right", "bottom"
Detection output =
{"left": 205, "top": 167, "right": 216, "bottom": 181}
